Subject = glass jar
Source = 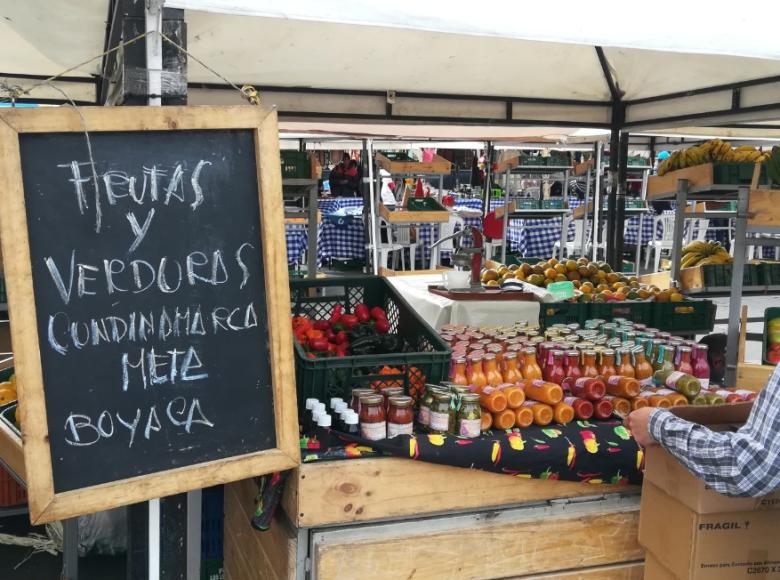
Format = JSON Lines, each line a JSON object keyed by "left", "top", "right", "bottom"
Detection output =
{"left": 598, "top": 349, "right": 617, "bottom": 378}
{"left": 563, "top": 350, "right": 582, "bottom": 379}
{"left": 359, "top": 394, "right": 386, "bottom": 441}
{"left": 521, "top": 347, "right": 542, "bottom": 380}
{"left": 457, "top": 393, "right": 482, "bottom": 438}
{"left": 617, "top": 348, "right": 636, "bottom": 378}
{"left": 484, "top": 353, "right": 503, "bottom": 387}
{"left": 633, "top": 346, "right": 654, "bottom": 386}
{"left": 582, "top": 350, "right": 599, "bottom": 378}
{"left": 387, "top": 396, "right": 414, "bottom": 438}
{"left": 692, "top": 344, "right": 711, "bottom": 388}
{"left": 418, "top": 385, "right": 442, "bottom": 428}
{"left": 467, "top": 355, "right": 488, "bottom": 391}
{"left": 676, "top": 346, "right": 694, "bottom": 374}
{"left": 350, "top": 388, "right": 374, "bottom": 415}
{"left": 503, "top": 352, "right": 522, "bottom": 383}
{"left": 544, "top": 350, "right": 565, "bottom": 385}
{"left": 429, "top": 393, "right": 452, "bottom": 434}
{"left": 381, "top": 386, "right": 405, "bottom": 411}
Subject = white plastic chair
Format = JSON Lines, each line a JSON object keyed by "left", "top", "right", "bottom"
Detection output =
{"left": 372, "top": 217, "right": 405, "bottom": 270}
{"left": 391, "top": 224, "right": 418, "bottom": 271}
{"left": 553, "top": 220, "right": 587, "bottom": 259}
{"left": 430, "top": 213, "right": 466, "bottom": 269}
{"left": 685, "top": 218, "right": 710, "bottom": 244}
{"left": 645, "top": 214, "right": 675, "bottom": 273}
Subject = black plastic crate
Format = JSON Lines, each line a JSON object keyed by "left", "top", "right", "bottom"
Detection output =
{"left": 201, "top": 486, "right": 224, "bottom": 562}
{"left": 280, "top": 151, "right": 310, "bottom": 179}
{"left": 539, "top": 302, "right": 589, "bottom": 328}
{"left": 590, "top": 301, "right": 654, "bottom": 326}
{"left": 290, "top": 277, "right": 450, "bottom": 407}
{"left": 652, "top": 299, "right": 716, "bottom": 334}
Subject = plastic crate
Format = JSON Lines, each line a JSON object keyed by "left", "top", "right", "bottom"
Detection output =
{"left": 201, "top": 486, "right": 224, "bottom": 562}
{"left": 546, "top": 155, "right": 569, "bottom": 167}
{"left": 290, "top": 277, "right": 450, "bottom": 406}
{"left": 712, "top": 162, "right": 770, "bottom": 186}
{"left": 519, "top": 155, "right": 547, "bottom": 166}
{"left": 539, "top": 302, "right": 589, "bottom": 328}
{"left": 280, "top": 151, "right": 310, "bottom": 179}
{"left": 758, "top": 262, "right": 780, "bottom": 286}
{"left": 652, "top": 299, "right": 716, "bottom": 334}
{"left": 0, "top": 463, "right": 26, "bottom": 507}
{"left": 540, "top": 199, "right": 564, "bottom": 209}
{"left": 590, "top": 301, "right": 654, "bottom": 326}
{"left": 516, "top": 199, "right": 539, "bottom": 209}
{"left": 201, "top": 559, "right": 224, "bottom": 580}
{"left": 720, "top": 264, "right": 760, "bottom": 287}
{"left": 763, "top": 307, "right": 780, "bottom": 365}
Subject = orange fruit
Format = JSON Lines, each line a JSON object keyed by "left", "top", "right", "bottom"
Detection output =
{"left": 670, "top": 293, "right": 684, "bottom": 302}
{"left": 555, "top": 274, "right": 567, "bottom": 282}
{"left": 548, "top": 258, "right": 559, "bottom": 267}
{"left": 565, "top": 260, "right": 578, "bottom": 271}
{"left": 566, "top": 270, "right": 581, "bottom": 281}
{"left": 544, "top": 268, "right": 557, "bottom": 280}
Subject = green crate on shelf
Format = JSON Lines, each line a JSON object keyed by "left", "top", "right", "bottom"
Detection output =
{"left": 516, "top": 198, "right": 539, "bottom": 209}
{"left": 701, "top": 264, "right": 721, "bottom": 287}
{"left": 652, "top": 299, "right": 715, "bottom": 334}
{"left": 281, "top": 151, "right": 310, "bottom": 179}
{"left": 762, "top": 307, "right": 780, "bottom": 365}
{"left": 758, "top": 262, "right": 780, "bottom": 286}
{"left": 628, "top": 156, "right": 647, "bottom": 166}
{"left": 712, "top": 162, "right": 770, "bottom": 186}
{"left": 590, "top": 301, "right": 654, "bottom": 326}
{"left": 519, "top": 155, "right": 547, "bottom": 166}
{"left": 539, "top": 302, "right": 589, "bottom": 328}
{"left": 547, "top": 155, "right": 569, "bottom": 167}
{"left": 541, "top": 198, "right": 564, "bottom": 209}
{"left": 290, "top": 277, "right": 450, "bottom": 410}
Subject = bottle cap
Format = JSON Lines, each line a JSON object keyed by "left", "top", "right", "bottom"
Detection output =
{"left": 334, "top": 401, "right": 349, "bottom": 414}
{"left": 317, "top": 414, "right": 332, "bottom": 428}
{"left": 329, "top": 397, "right": 344, "bottom": 410}
{"left": 345, "top": 412, "right": 359, "bottom": 425}
{"left": 314, "top": 402, "right": 326, "bottom": 413}
{"left": 305, "top": 398, "right": 319, "bottom": 410}
{"left": 312, "top": 409, "right": 324, "bottom": 424}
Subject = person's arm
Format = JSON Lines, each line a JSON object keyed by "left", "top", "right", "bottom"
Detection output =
{"left": 648, "top": 368, "right": 780, "bottom": 497}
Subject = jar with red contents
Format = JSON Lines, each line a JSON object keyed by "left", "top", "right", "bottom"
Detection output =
{"left": 381, "top": 386, "right": 405, "bottom": 410}
{"left": 350, "top": 388, "right": 374, "bottom": 415}
{"left": 387, "top": 396, "right": 414, "bottom": 438}
{"left": 359, "top": 394, "right": 386, "bottom": 441}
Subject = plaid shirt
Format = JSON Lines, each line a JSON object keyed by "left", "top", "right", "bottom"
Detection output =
{"left": 649, "top": 365, "right": 780, "bottom": 497}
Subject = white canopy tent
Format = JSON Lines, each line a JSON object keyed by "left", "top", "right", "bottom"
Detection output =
{"left": 2, "top": 0, "right": 780, "bottom": 133}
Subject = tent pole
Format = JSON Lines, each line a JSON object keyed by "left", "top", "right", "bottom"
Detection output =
{"left": 606, "top": 126, "right": 619, "bottom": 266}
{"left": 615, "top": 131, "right": 629, "bottom": 271}
{"left": 367, "top": 139, "right": 380, "bottom": 275}
{"left": 592, "top": 141, "right": 602, "bottom": 262}
{"left": 483, "top": 141, "right": 493, "bottom": 217}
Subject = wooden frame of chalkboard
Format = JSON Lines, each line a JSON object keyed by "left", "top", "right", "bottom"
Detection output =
{"left": 0, "top": 106, "right": 300, "bottom": 523}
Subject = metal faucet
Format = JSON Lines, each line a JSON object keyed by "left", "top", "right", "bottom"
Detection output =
{"left": 430, "top": 226, "right": 484, "bottom": 287}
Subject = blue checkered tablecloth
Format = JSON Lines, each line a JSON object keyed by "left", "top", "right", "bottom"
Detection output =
{"left": 317, "top": 218, "right": 366, "bottom": 267}
{"left": 318, "top": 197, "right": 364, "bottom": 214}
{"left": 285, "top": 224, "right": 308, "bottom": 265}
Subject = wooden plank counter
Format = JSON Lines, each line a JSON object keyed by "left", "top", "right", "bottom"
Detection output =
{"left": 226, "top": 458, "right": 643, "bottom": 579}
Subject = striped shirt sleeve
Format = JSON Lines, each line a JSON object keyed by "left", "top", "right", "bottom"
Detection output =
{"left": 648, "top": 365, "right": 780, "bottom": 497}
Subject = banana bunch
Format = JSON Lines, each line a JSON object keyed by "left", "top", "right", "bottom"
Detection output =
{"left": 680, "top": 240, "right": 733, "bottom": 269}
{"left": 657, "top": 139, "right": 770, "bottom": 176}
{"left": 765, "top": 146, "right": 780, "bottom": 186}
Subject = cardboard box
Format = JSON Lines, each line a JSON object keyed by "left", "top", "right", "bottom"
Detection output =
{"left": 640, "top": 403, "right": 780, "bottom": 579}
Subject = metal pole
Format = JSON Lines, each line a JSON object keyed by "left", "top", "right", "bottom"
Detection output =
{"left": 501, "top": 187, "right": 510, "bottom": 264}
{"left": 670, "top": 179, "right": 688, "bottom": 283}
{"left": 306, "top": 182, "right": 318, "bottom": 279}
{"left": 483, "top": 142, "right": 493, "bottom": 217}
{"left": 581, "top": 168, "right": 591, "bottom": 257}
{"left": 725, "top": 186, "right": 749, "bottom": 386}
{"left": 62, "top": 518, "right": 79, "bottom": 580}
{"left": 615, "top": 132, "right": 629, "bottom": 270}
{"left": 606, "top": 127, "right": 620, "bottom": 266}
{"left": 145, "top": 0, "right": 163, "bottom": 107}
{"left": 367, "top": 139, "right": 380, "bottom": 275}
{"left": 186, "top": 489, "right": 202, "bottom": 580}
{"left": 592, "top": 142, "right": 603, "bottom": 262}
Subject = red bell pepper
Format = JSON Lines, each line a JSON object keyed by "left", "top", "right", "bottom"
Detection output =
{"left": 354, "top": 304, "right": 370, "bottom": 323}
{"left": 374, "top": 317, "right": 390, "bottom": 334}
{"left": 329, "top": 304, "right": 344, "bottom": 325}
{"left": 305, "top": 329, "right": 324, "bottom": 340}
{"left": 334, "top": 330, "right": 349, "bottom": 345}
{"left": 313, "top": 320, "right": 331, "bottom": 331}
{"left": 339, "top": 314, "right": 359, "bottom": 330}
{"left": 309, "top": 337, "right": 329, "bottom": 352}
{"left": 370, "top": 307, "right": 386, "bottom": 320}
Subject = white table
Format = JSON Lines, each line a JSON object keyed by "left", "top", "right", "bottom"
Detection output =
{"left": 386, "top": 274, "right": 540, "bottom": 329}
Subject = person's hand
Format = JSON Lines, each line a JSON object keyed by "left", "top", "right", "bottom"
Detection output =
{"left": 625, "top": 407, "right": 659, "bottom": 448}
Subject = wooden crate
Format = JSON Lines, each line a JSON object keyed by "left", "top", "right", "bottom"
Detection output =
{"left": 737, "top": 304, "right": 773, "bottom": 391}
{"left": 638, "top": 270, "right": 671, "bottom": 290}
{"left": 748, "top": 188, "right": 780, "bottom": 228}
{"left": 280, "top": 457, "right": 638, "bottom": 528}
{"left": 647, "top": 164, "right": 716, "bottom": 199}
{"left": 573, "top": 158, "right": 595, "bottom": 176}
{"left": 375, "top": 153, "right": 452, "bottom": 175}
{"left": 379, "top": 203, "right": 449, "bottom": 224}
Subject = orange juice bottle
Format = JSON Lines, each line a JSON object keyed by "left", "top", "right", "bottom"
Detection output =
{"left": 553, "top": 401, "right": 574, "bottom": 424}
{"left": 479, "top": 386, "right": 508, "bottom": 413}
{"left": 617, "top": 348, "right": 636, "bottom": 378}
{"left": 467, "top": 355, "right": 488, "bottom": 391}
{"left": 514, "top": 406, "right": 534, "bottom": 428}
{"left": 499, "top": 384, "right": 526, "bottom": 409}
{"left": 521, "top": 401, "right": 553, "bottom": 426}
{"left": 503, "top": 352, "right": 523, "bottom": 383}
{"left": 629, "top": 396, "right": 649, "bottom": 410}
{"left": 492, "top": 408, "right": 516, "bottom": 430}
{"left": 484, "top": 353, "right": 503, "bottom": 387}
{"left": 582, "top": 350, "right": 599, "bottom": 378}
{"left": 605, "top": 375, "right": 641, "bottom": 398}
{"left": 633, "top": 347, "right": 654, "bottom": 387}
{"left": 451, "top": 356, "right": 468, "bottom": 386}
{"left": 480, "top": 409, "right": 493, "bottom": 431}
{"left": 520, "top": 379, "right": 563, "bottom": 405}
{"left": 521, "top": 347, "right": 542, "bottom": 380}
{"left": 598, "top": 349, "right": 617, "bottom": 379}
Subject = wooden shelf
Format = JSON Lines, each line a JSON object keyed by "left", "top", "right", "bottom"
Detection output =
{"left": 0, "top": 417, "right": 24, "bottom": 483}
{"left": 375, "top": 153, "right": 451, "bottom": 175}
{"left": 379, "top": 204, "right": 449, "bottom": 223}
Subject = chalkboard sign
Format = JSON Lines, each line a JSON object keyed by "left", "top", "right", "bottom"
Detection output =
{"left": 0, "top": 106, "right": 299, "bottom": 523}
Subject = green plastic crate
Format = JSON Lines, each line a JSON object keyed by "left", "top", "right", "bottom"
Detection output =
{"left": 281, "top": 151, "right": 310, "bottom": 179}
{"left": 546, "top": 155, "right": 569, "bottom": 167}
{"left": 652, "top": 299, "right": 715, "bottom": 334}
{"left": 628, "top": 156, "right": 647, "bottom": 166}
{"left": 328, "top": 257, "right": 365, "bottom": 271}
{"left": 701, "top": 264, "right": 720, "bottom": 288}
{"left": 590, "top": 301, "right": 654, "bottom": 326}
{"left": 758, "top": 262, "right": 780, "bottom": 286}
{"left": 762, "top": 307, "right": 780, "bottom": 365}
{"left": 519, "top": 155, "right": 547, "bottom": 166}
{"left": 541, "top": 199, "right": 564, "bottom": 209}
{"left": 712, "top": 162, "right": 770, "bottom": 186}
{"left": 290, "top": 277, "right": 450, "bottom": 410}
{"left": 201, "top": 559, "right": 224, "bottom": 580}
{"left": 539, "top": 302, "right": 589, "bottom": 328}
{"left": 516, "top": 198, "right": 539, "bottom": 209}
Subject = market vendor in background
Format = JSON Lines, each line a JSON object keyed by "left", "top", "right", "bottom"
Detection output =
{"left": 627, "top": 364, "right": 780, "bottom": 497}
{"left": 330, "top": 153, "right": 361, "bottom": 197}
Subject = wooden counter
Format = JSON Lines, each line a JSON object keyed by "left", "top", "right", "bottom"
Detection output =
{"left": 225, "top": 458, "right": 644, "bottom": 580}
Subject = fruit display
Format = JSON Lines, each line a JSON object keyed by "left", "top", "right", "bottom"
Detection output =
{"left": 765, "top": 316, "right": 780, "bottom": 365}
{"left": 680, "top": 240, "right": 733, "bottom": 268}
{"left": 657, "top": 139, "right": 770, "bottom": 176}
{"left": 481, "top": 257, "right": 683, "bottom": 303}
{"left": 292, "top": 304, "right": 398, "bottom": 358}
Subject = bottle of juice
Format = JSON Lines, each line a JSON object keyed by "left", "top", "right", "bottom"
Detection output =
{"left": 520, "top": 379, "right": 563, "bottom": 405}
{"left": 521, "top": 401, "right": 553, "bottom": 426}
{"left": 648, "top": 340, "right": 663, "bottom": 368}
{"left": 484, "top": 353, "right": 503, "bottom": 387}
{"left": 692, "top": 344, "right": 711, "bottom": 388}
{"left": 598, "top": 349, "right": 617, "bottom": 378}
{"left": 636, "top": 391, "right": 672, "bottom": 408}
{"left": 593, "top": 398, "right": 613, "bottom": 419}
{"left": 499, "top": 384, "right": 526, "bottom": 409}
{"left": 514, "top": 406, "right": 535, "bottom": 428}
{"left": 553, "top": 401, "right": 574, "bottom": 424}
{"left": 605, "top": 375, "right": 641, "bottom": 398}
{"left": 544, "top": 350, "right": 566, "bottom": 385}
{"left": 654, "top": 388, "right": 688, "bottom": 406}
{"left": 503, "top": 352, "right": 523, "bottom": 383}
{"left": 563, "top": 396, "right": 594, "bottom": 420}
{"left": 563, "top": 350, "right": 582, "bottom": 380}
{"left": 479, "top": 385, "right": 508, "bottom": 413}
{"left": 603, "top": 395, "right": 631, "bottom": 417}
{"left": 653, "top": 344, "right": 675, "bottom": 373}
{"left": 521, "top": 347, "right": 543, "bottom": 380}
{"left": 451, "top": 356, "right": 468, "bottom": 385}
{"left": 617, "top": 348, "right": 636, "bottom": 378}
{"left": 565, "top": 376, "right": 606, "bottom": 401}
{"left": 629, "top": 396, "right": 649, "bottom": 410}
{"left": 653, "top": 369, "right": 701, "bottom": 399}
{"left": 492, "top": 408, "right": 516, "bottom": 430}
{"left": 676, "top": 346, "right": 694, "bottom": 374}
{"left": 703, "top": 392, "right": 726, "bottom": 405}
{"left": 582, "top": 350, "right": 599, "bottom": 378}
{"left": 480, "top": 409, "right": 493, "bottom": 431}
{"left": 467, "top": 355, "right": 488, "bottom": 391}
{"left": 633, "top": 346, "right": 654, "bottom": 387}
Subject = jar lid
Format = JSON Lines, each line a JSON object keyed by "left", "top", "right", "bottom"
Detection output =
{"left": 359, "top": 394, "right": 384, "bottom": 405}
{"left": 483, "top": 353, "right": 496, "bottom": 361}
{"left": 602, "top": 348, "right": 615, "bottom": 355}
{"left": 551, "top": 349, "right": 564, "bottom": 356}
{"left": 583, "top": 349, "right": 597, "bottom": 356}
{"left": 503, "top": 351, "right": 516, "bottom": 359}
{"left": 433, "top": 392, "right": 452, "bottom": 402}
{"left": 352, "top": 388, "right": 373, "bottom": 395}
{"left": 388, "top": 395, "right": 413, "bottom": 407}
{"left": 678, "top": 345, "right": 692, "bottom": 353}
{"left": 460, "top": 393, "right": 480, "bottom": 403}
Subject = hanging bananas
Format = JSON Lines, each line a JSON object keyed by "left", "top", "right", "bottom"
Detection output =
{"left": 657, "top": 139, "right": 770, "bottom": 176}
{"left": 680, "top": 240, "right": 733, "bottom": 269}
